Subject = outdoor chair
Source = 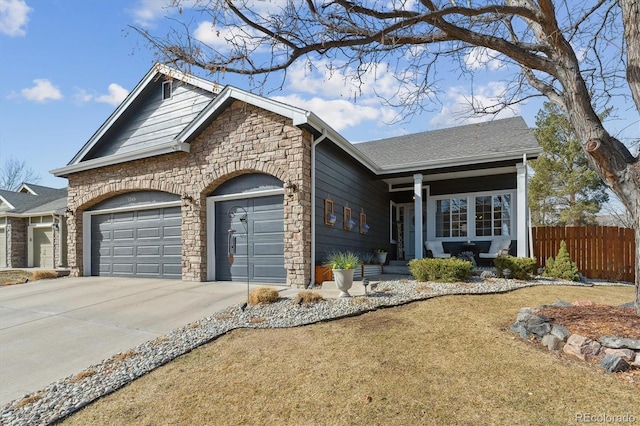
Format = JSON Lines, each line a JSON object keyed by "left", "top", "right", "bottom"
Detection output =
{"left": 424, "top": 240, "right": 451, "bottom": 258}
{"left": 478, "top": 238, "right": 512, "bottom": 262}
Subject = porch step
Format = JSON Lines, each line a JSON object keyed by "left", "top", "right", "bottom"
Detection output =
{"left": 384, "top": 260, "right": 411, "bottom": 275}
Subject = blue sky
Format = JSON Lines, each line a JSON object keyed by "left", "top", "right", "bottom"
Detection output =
{"left": 1, "top": 0, "right": 638, "bottom": 190}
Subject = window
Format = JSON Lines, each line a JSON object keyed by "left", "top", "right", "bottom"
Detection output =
{"left": 475, "top": 194, "right": 511, "bottom": 237}
{"left": 162, "top": 80, "right": 172, "bottom": 100}
{"left": 436, "top": 197, "right": 467, "bottom": 238}
{"left": 430, "top": 191, "right": 514, "bottom": 240}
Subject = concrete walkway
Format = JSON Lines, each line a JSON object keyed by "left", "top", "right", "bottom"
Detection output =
{"left": 0, "top": 276, "right": 287, "bottom": 405}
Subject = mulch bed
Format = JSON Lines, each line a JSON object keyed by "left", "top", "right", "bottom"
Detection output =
{"left": 536, "top": 303, "right": 640, "bottom": 386}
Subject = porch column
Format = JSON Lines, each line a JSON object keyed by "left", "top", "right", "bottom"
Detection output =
{"left": 414, "top": 174, "right": 424, "bottom": 259}
{"left": 516, "top": 162, "right": 528, "bottom": 257}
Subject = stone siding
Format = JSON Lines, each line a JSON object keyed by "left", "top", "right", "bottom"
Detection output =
{"left": 66, "top": 101, "right": 312, "bottom": 286}
{"left": 7, "top": 217, "right": 27, "bottom": 268}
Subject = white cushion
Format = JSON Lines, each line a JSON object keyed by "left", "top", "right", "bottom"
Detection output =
{"left": 425, "top": 241, "right": 451, "bottom": 258}
{"left": 479, "top": 238, "right": 511, "bottom": 258}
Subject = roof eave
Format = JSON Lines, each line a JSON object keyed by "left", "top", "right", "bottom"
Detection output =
{"left": 376, "top": 148, "right": 542, "bottom": 174}
{"left": 51, "top": 142, "right": 190, "bottom": 177}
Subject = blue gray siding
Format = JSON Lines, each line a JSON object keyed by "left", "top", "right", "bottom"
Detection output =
{"left": 86, "top": 80, "right": 215, "bottom": 160}
{"left": 315, "top": 141, "right": 390, "bottom": 265}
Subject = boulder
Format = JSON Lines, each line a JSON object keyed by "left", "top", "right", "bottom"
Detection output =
{"left": 542, "top": 334, "right": 564, "bottom": 351}
{"left": 599, "top": 354, "right": 630, "bottom": 373}
{"left": 516, "top": 308, "right": 533, "bottom": 322}
{"left": 526, "top": 315, "right": 552, "bottom": 338}
{"left": 550, "top": 325, "right": 570, "bottom": 341}
{"left": 599, "top": 336, "right": 640, "bottom": 350}
{"left": 510, "top": 322, "right": 531, "bottom": 339}
{"left": 572, "top": 300, "right": 595, "bottom": 306}
{"left": 563, "top": 334, "right": 601, "bottom": 361}
{"left": 583, "top": 341, "right": 602, "bottom": 361}
{"left": 551, "top": 300, "right": 572, "bottom": 308}
{"left": 603, "top": 348, "right": 636, "bottom": 362}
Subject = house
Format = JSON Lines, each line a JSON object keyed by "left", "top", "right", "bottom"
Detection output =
{"left": 0, "top": 183, "right": 68, "bottom": 269}
{"left": 51, "top": 64, "right": 540, "bottom": 286}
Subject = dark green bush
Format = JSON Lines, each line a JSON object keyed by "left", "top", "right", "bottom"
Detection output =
{"left": 543, "top": 240, "right": 580, "bottom": 281}
{"left": 408, "top": 257, "right": 473, "bottom": 282}
{"left": 494, "top": 256, "right": 536, "bottom": 280}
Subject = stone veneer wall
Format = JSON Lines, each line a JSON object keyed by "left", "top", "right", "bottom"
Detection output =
{"left": 7, "top": 217, "right": 28, "bottom": 268}
{"left": 65, "top": 101, "right": 312, "bottom": 286}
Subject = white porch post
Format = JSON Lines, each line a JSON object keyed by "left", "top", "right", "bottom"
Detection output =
{"left": 516, "top": 162, "right": 528, "bottom": 257}
{"left": 414, "top": 174, "right": 424, "bottom": 259}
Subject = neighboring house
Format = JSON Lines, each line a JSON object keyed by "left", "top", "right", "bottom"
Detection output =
{"left": 51, "top": 64, "right": 540, "bottom": 286}
{"left": 0, "top": 183, "right": 68, "bottom": 269}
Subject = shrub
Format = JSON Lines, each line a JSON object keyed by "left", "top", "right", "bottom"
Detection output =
{"left": 32, "top": 270, "right": 58, "bottom": 280}
{"left": 543, "top": 241, "right": 580, "bottom": 281}
{"left": 494, "top": 256, "right": 536, "bottom": 280}
{"left": 296, "top": 291, "right": 324, "bottom": 305}
{"left": 323, "top": 251, "right": 361, "bottom": 270}
{"left": 408, "top": 257, "right": 473, "bottom": 282}
{"left": 248, "top": 286, "right": 280, "bottom": 305}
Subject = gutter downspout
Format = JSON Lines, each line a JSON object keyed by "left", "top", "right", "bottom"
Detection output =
{"left": 308, "top": 129, "right": 328, "bottom": 288}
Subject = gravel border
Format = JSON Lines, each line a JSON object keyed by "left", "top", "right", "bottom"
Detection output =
{"left": 1, "top": 277, "right": 633, "bottom": 425}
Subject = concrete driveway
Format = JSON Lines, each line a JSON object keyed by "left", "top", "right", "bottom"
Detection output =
{"left": 0, "top": 276, "right": 286, "bottom": 405}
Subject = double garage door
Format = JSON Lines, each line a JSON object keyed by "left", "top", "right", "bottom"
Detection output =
{"left": 91, "top": 206, "right": 181, "bottom": 278}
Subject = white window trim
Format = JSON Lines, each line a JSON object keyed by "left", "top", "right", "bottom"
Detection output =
{"left": 427, "top": 189, "right": 517, "bottom": 242}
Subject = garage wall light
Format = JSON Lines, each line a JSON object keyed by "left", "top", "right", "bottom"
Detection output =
{"left": 284, "top": 181, "right": 297, "bottom": 197}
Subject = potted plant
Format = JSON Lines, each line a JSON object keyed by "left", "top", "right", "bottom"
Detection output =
{"left": 324, "top": 251, "right": 361, "bottom": 297}
{"left": 375, "top": 248, "right": 388, "bottom": 265}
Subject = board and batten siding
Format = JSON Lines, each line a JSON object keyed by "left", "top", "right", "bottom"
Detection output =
{"left": 315, "top": 141, "right": 390, "bottom": 264}
{"left": 86, "top": 80, "right": 216, "bottom": 159}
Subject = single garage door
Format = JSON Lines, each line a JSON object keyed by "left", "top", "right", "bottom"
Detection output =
{"left": 91, "top": 206, "right": 181, "bottom": 278}
{"left": 215, "top": 195, "right": 285, "bottom": 283}
{"left": 33, "top": 227, "right": 53, "bottom": 268}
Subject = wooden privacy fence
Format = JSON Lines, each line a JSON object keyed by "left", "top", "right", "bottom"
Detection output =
{"left": 532, "top": 226, "right": 636, "bottom": 283}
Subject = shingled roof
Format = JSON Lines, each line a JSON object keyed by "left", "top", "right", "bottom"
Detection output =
{"left": 0, "top": 184, "right": 67, "bottom": 214}
{"left": 353, "top": 117, "right": 540, "bottom": 172}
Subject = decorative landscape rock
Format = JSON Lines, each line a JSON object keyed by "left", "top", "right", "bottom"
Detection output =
{"left": 525, "top": 315, "right": 553, "bottom": 338}
{"left": 603, "top": 348, "right": 636, "bottom": 362}
{"left": 599, "top": 336, "right": 640, "bottom": 350}
{"left": 511, "top": 300, "right": 639, "bottom": 376}
{"left": 542, "top": 334, "right": 564, "bottom": 351}
{"left": 599, "top": 354, "right": 630, "bottom": 373}
{"left": 550, "top": 325, "right": 570, "bottom": 341}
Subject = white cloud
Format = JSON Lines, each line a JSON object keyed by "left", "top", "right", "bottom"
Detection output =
{"left": 128, "top": 0, "right": 175, "bottom": 28}
{"left": 0, "top": 0, "right": 32, "bottom": 36}
{"left": 20, "top": 79, "right": 63, "bottom": 102}
{"left": 272, "top": 93, "right": 393, "bottom": 132}
{"left": 95, "top": 83, "right": 129, "bottom": 106}
{"left": 430, "top": 82, "right": 520, "bottom": 128}
{"left": 465, "top": 47, "right": 504, "bottom": 71}
{"left": 72, "top": 83, "right": 129, "bottom": 106}
{"left": 193, "top": 21, "right": 263, "bottom": 51}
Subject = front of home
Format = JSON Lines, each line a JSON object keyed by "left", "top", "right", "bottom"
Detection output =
{"left": 51, "top": 64, "right": 540, "bottom": 287}
{"left": 0, "top": 184, "right": 68, "bottom": 269}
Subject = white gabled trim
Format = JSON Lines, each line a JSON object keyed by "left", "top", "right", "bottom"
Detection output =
{"left": 66, "top": 63, "right": 219, "bottom": 167}
{"left": 0, "top": 195, "right": 15, "bottom": 211}
{"left": 51, "top": 142, "right": 190, "bottom": 177}
{"left": 178, "top": 86, "right": 310, "bottom": 144}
